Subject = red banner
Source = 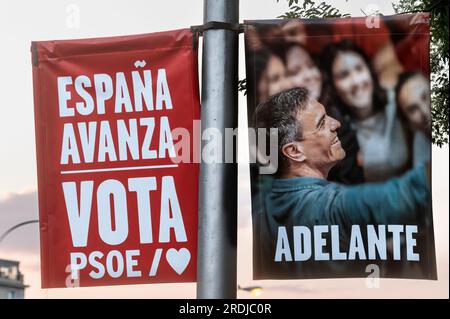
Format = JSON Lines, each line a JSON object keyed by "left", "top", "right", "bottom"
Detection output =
{"left": 31, "top": 29, "right": 200, "bottom": 288}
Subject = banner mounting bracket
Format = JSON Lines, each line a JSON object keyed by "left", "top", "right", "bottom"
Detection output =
{"left": 190, "top": 21, "right": 244, "bottom": 36}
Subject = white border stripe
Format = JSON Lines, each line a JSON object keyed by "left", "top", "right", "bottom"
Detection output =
{"left": 61, "top": 164, "right": 179, "bottom": 175}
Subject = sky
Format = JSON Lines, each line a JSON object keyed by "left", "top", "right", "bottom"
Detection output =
{"left": 0, "top": 0, "right": 448, "bottom": 298}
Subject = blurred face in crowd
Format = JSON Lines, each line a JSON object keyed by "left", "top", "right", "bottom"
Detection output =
{"left": 332, "top": 51, "right": 374, "bottom": 119}
{"left": 282, "top": 20, "right": 307, "bottom": 45}
{"left": 286, "top": 46, "right": 322, "bottom": 100}
{"left": 282, "top": 99, "right": 346, "bottom": 177}
{"left": 398, "top": 73, "right": 431, "bottom": 133}
{"left": 265, "top": 55, "right": 292, "bottom": 97}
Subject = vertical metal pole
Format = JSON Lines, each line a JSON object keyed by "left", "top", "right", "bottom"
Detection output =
{"left": 197, "top": 0, "right": 239, "bottom": 299}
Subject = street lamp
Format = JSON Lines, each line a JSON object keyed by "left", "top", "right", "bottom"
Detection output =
{"left": 0, "top": 220, "right": 36, "bottom": 298}
{"left": 0, "top": 220, "right": 39, "bottom": 244}
{"left": 237, "top": 285, "right": 264, "bottom": 297}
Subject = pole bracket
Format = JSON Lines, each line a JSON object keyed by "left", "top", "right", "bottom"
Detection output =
{"left": 190, "top": 21, "right": 244, "bottom": 36}
{"left": 190, "top": 21, "right": 244, "bottom": 50}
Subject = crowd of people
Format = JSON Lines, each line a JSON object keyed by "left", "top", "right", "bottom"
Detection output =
{"left": 246, "top": 17, "right": 431, "bottom": 184}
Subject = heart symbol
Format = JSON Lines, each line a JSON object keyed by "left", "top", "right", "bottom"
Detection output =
{"left": 166, "top": 248, "right": 191, "bottom": 275}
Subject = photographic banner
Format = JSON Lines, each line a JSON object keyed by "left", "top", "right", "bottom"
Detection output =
{"left": 244, "top": 13, "right": 437, "bottom": 280}
{"left": 31, "top": 29, "right": 200, "bottom": 288}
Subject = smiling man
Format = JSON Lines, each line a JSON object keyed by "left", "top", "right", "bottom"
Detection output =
{"left": 253, "top": 87, "right": 432, "bottom": 278}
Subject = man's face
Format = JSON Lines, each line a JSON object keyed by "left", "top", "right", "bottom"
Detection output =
{"left": 296, "top": 100, "right": 346, "bottom": 168}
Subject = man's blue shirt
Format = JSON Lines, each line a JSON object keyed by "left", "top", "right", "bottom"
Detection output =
{"left": 254, "top": 165, "right": 430, "bottom": 278}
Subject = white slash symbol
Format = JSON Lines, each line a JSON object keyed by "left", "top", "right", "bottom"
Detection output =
{"left": 149, "top": 248, "right": 163, "bottom": 277}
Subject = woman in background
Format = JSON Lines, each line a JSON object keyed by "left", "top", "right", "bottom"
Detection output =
{"left": 396, "top": 71, "right": 432, "bottom": 166}
{"left": 253, "top": 49, "right": 292, "bottom": 104}
{"left": 285, "top": 44, "right": 322, "bottom": 100}
{"left": 322, "top": 39, "right": 410, "bottom": 182}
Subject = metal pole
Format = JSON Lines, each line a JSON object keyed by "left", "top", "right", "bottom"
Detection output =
{"left": 197, "top": 0, "right": 239, "bottom": 299}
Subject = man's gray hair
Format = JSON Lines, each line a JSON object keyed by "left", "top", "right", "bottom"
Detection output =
{"left": 254, "top": 87, "right": 311, "bottom": 175}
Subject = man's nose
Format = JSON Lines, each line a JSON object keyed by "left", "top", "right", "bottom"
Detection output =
{"left": 330, "top": 117, "right": 341, "bottom": 131}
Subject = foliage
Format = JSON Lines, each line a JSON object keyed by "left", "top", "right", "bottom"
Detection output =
{"left": 277, "top": 0, "right": 350, "bottom": 19}
{"left": 394, "top": 0, "right": 449, "bottom": 145}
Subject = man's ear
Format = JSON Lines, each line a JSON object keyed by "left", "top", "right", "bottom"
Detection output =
{"left": 282, "top": 141, "right": 306, "bottom": 163}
